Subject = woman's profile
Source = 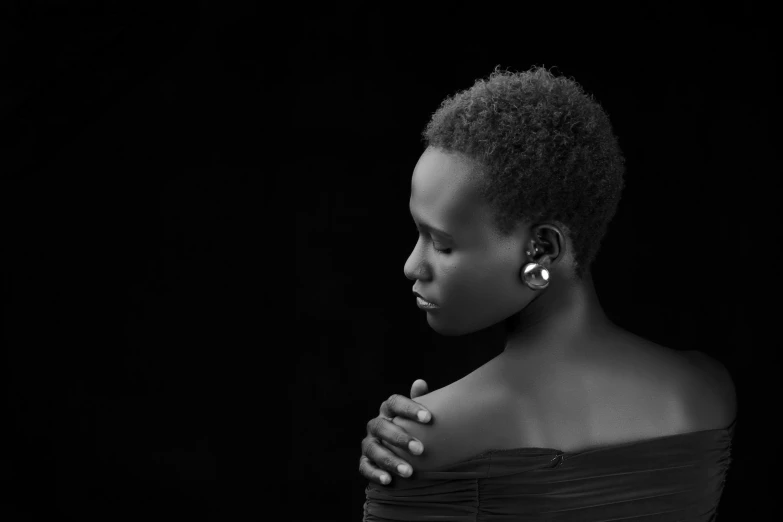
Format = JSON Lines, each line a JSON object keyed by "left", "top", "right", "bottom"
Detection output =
{"left": 359, "top": 65, "right": 737, "bottom": 521}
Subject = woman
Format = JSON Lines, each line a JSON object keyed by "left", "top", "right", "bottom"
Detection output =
{"left": 359, "top": 65, "right": 737, "bottom": 521}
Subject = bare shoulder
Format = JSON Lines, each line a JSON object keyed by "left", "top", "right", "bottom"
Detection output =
{"left": 679, "top": 350, "right": 737, "bottom": 430}
{"left": 568, "top": 333, "right": 737, "bottom": 443}
{"left": 383, "top": 379, "right": 507, "bottom": 473}
{"left": 601, "top": 330, "right": 737, "bottom": 432}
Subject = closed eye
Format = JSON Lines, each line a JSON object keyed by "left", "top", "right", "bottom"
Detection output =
{"left": 415, "top": 229, "right": 452, "bottom": 254}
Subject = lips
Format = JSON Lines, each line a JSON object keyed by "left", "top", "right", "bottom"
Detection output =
{"left": 412, "top": 290, "right": 437, "bottom": 305}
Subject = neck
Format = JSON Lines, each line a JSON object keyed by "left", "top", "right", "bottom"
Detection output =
{"left": 502, "top": 270, "right": 615, "bottom": 359}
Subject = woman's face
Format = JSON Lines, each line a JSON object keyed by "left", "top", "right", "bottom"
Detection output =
{"left": 404, "top": 147, "right": 536, "bottom": 336}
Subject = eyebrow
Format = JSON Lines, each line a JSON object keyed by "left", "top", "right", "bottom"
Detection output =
{"left": 409, "top": 206, "right": 453, "bottom": 239}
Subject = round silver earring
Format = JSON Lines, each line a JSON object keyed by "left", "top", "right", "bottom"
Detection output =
{"left": 522, "top": 246, "right": 550, "bottom": 290}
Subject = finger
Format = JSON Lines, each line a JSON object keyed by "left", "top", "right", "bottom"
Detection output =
{"left": 381, "top": 394, "right": 431, "bottom": 424}
{"left": 359, "top": 454, "right": 393, "bottom": 485}
{"left": 362, "top": 437, "right": 415, "bottom": 478}
{"left": 366, "top": 416, "right": 425, "bottom": 457}
{"left": 410, "top": 379, "right": 429, "bottom": 399}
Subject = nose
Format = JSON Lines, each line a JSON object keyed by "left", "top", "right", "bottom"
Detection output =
{"left": 404, "top": 251, "right": 417, "bottom": 281}
{"left": 404, "top": 239, "right": 424, "bottom": 281}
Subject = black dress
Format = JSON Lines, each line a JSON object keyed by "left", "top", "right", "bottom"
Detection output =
{"left": 364, "top": 417, "right": 737, "bottom": 521}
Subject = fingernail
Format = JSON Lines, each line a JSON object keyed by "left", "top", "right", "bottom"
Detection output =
{"left": 397, "top": 464, "right": 411, "bottom": 477}
{"left": 408, "top": 440, "right": 423, "bottom": 454}
{"left": 417, "top": 410, "right": 430, "bottom": 422}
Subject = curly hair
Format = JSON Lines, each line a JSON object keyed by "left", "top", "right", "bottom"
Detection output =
{"left": 421, "top": 64, "right": 626, "bottom": 280}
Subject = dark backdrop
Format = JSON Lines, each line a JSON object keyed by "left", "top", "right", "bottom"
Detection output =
{"left": 285, "top": 4, "right": 780, "bottom": 522}
{"left": 3, "top": 1, "right": 258, "bottom": 519}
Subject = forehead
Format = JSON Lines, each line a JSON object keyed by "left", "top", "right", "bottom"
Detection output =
{"left": 410, "top": 148, "right": 478, "bottom": 212}
{"left": 410, "top": 148, "right": 529, "bottom": 246}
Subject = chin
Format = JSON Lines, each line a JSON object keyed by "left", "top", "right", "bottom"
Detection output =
{"left": 426, "top": 316, "right": 480, "bottom": 337}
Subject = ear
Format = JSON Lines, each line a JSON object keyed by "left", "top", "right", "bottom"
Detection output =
{"left": 531, "top": 224, "right": 566, "bottom": 263}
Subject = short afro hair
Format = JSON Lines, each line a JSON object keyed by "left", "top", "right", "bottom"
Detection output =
{"left": 421, "top": 64, "right": 626, "bottom": 280}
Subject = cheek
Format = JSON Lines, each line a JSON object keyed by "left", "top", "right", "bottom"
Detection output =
{"left": 471, "top": 256, "right": 517, "bottom": 286}
{"left": 445, "top": 259, "right": 514, "bottom": 300}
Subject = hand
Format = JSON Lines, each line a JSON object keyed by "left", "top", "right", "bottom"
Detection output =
{"left": 359, "top": 379, "right": 431, "bottom": 485}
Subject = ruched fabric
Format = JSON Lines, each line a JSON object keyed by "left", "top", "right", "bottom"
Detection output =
{"left": 364, "top": 417, "right": 736, "bottom": 522}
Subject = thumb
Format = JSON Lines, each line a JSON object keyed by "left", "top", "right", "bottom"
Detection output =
{"left": 410, "top": 379, "right": 429, "bottom": 399}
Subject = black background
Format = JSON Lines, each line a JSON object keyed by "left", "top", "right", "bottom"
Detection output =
{"left": 3, "top": 2, "right": 780, "bottom": 521}
{"left": 4, "top": 1, "right": 257, "bottom": 519}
